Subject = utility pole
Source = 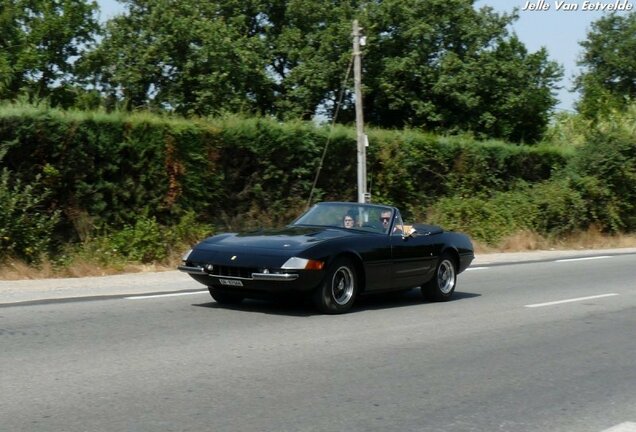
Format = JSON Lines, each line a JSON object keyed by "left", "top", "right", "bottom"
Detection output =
{"left": 352, "top": 19, "right": 368, "bottom": 203}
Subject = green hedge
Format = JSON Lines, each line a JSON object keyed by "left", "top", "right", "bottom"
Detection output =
{"left": 0, "top": 103, "right": 573, "bottom": 259}
{"left": 366, "top": 130, "right": 571, "bottom": 216}
{"left": 569, "top": 105, "right": 636, "bottom": 232}
{"left": 0, "top": 168, "right": 61, "bottom": 261}
{"left": 427, "top": 179, "right": 589, "bottom": 244}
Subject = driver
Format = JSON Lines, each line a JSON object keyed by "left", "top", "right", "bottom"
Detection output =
{"left": 380, "top": 210, "right": 403, "bottom": 234}
{"left": 379, "top": 210, "right": 392, "bottom": 233}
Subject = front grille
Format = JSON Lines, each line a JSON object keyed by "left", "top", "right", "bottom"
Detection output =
{"left": 212, "top": 265, "right": 259, "bottom": 279}
{"left": 187, "top": 261, "right": 260, "bottom": 279}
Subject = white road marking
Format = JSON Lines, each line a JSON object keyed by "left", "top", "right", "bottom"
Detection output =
{"left": 601, "top": 422, "right": 636, "bottom": 432}
{"left": 555, "top": 255, "right": 611, "bottom": 263}
{"left": 525, "top": 293, "right": 619, "bottom": 308}
{"left": 466, "top": 267, "right": 489, "bottom": 271}
{"left": 125, "top": 290, "right": 208, "bottom": 300}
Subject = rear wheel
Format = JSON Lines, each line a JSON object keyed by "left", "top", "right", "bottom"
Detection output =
{"left": 312, "top": 257, "right": 357, "bottom": 314}
{"left": 208, "top": 287, "right": 244, "bottom": 305}
{"left": 421, "top": 253, "right": 457, "bottom": 302}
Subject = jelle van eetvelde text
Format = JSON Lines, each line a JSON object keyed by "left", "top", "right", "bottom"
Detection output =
{"left": 522, "top": 0, "right": 633, "bottom": 10}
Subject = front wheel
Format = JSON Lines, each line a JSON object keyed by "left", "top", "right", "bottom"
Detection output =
{"left": 312, "top": 257, "right": 358, "bottom": 314}
{"left": 421, "top": 253, "right": 457, "bottom": 302}
{"left": 208, "top": 287, "right": 244, "bottom": 305}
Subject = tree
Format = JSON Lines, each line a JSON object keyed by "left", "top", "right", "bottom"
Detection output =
{"left": 0, "top": 0, "right": 99, "bottom": 106}
{"left": 82, "top": 0, "right": 274, "bottom": 115}
{"left": 259, "top": 0, "right": 356, "bottom": 120}
{"left": 575, "top": 12, "right": 636, "bottom": 119}
{"left": 84, "top": 0, "right": 355, "bottom": 118}
{"left": 357, "top": 0, "right": 562, "bottom": 142}
{"left": 0, "top": 2, "right": 19, "bottom": 93}
{"left": 84, "top": 0, "right": 561, "bottom": 141}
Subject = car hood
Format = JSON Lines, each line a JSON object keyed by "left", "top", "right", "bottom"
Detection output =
{"left": 200, "top": 226, "right": 353, "bottom": 252}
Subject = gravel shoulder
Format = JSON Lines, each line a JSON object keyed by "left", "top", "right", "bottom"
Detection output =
{"left": 2, "top": 247, "right": 636, "bottom": 304}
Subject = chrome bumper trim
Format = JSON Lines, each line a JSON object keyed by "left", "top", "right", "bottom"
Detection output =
{"left": 251, "top": 273, "right": 299, "bottom": 281}
{"left": 177, "top": 265, "right": 206, "bottom": 275}
{"left": 178, "top": 266, "right": 299, "bottom": 281}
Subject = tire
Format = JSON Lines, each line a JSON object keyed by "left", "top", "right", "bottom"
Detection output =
{"left": 421, "top": 253, "right": 457, "bottom": 302}
{"left": 312, "top": 257, "right": 358, "bottom": 314}
{"left": 208, "top": 286, "right": 244, "bottom": 305}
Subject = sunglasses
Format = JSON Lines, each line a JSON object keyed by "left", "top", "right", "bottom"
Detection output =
{"left": 380, "top": 217, "right": 391, "bottom": 222}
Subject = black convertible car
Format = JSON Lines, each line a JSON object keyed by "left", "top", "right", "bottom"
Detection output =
{"left": 179, "top": 202, "right": 474, "bottom": 314}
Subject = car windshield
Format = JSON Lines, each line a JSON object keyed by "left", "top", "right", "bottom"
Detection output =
{"left": 292, "top": 202, "right": 395, "bottom": 234}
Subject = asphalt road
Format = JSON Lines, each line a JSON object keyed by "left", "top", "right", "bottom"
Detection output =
{"left": 1, "top": 254, "right": 635, "bottom": 432}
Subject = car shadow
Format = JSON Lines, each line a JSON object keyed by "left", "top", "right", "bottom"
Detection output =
{"left": 192, "top": 289, "right": 480, "bottom": 317}
{"left": 350, "top": 289, "right": 480, "bottom": 313}
{"left": 192, "top": 297, "right": 318, "bottom": 317}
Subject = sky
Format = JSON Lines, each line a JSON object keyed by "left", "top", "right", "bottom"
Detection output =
{"left": 477, "top": 0, "right": 632, "bottom": 112}
{"left": 97, "top": 0, "right": 634, "bottom": 112}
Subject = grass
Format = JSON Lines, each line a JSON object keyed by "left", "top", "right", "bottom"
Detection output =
{"left": 473, "top": 226, "right": 636, "bottom": 254}
{"left": 2, "top": 228, "right": 636, "bottom": 281}
{"left": 0, "top": 254, "right": 181, "bottom": 281}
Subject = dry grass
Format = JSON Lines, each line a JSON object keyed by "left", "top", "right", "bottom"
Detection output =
{"left": 0, "top": 260, "right": 56, "bottom": 280}
{"left": 474, "top": 226, "right": 636, "bottom": 254}
{"left": 0, "top": 256, "right": 180, "bottom": 281}
{"left": 2, "top": 228, "right": 636, "bottom": 280}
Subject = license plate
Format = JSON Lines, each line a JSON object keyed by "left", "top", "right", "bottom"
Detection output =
{"left": 219, "top": 279, "right": 243, "bottom": 287}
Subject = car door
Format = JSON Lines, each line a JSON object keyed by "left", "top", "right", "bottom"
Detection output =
{"left": 389, "top": 212, "right": 437, "bottom": 289}
{"left": 357, "top": 234, "right": 394, "bottom": 291}
{"left": 352, "top": 207, "right": 395, "bottom": 292}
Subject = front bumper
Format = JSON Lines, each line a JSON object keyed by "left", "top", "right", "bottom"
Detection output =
{"left": 178, "top": 265, "right": 299, "bottom": 281}
{"left": 458, "top": 252, "right": 475, "bottom": 273}
{"left": 178, "top": 264, "right": 321, "bottom": 293}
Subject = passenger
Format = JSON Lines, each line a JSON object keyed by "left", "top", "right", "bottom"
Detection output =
{"left": 343, "top": 214, "right": 356, "bottom": 229}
